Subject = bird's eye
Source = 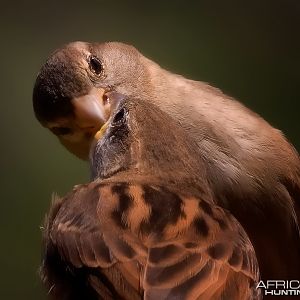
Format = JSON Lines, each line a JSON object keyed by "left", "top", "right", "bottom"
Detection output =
{"left": 112, "top": 108, "right": 126, "bottom": 125}
{"left": 51, "top": 127, "right": 72, "bottom": 136}
{"left": 89, "top": 55, "right": 103, "bottom": 75}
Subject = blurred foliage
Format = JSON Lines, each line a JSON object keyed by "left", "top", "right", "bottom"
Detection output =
{"left": 0, "top": 0, "right": 299, "bottom": 299}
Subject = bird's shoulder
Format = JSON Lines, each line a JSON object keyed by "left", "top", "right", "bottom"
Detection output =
{"left": 41, "top": 181, "right": 260, "bottom": 299}
{"left": 43, "top": 180, "right": 259, "bottom": 273}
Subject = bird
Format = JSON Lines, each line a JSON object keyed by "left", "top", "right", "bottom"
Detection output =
{"left": 33, "top": 41, "right": 300, "bottom": 285}
{"left": 41, "top": 96, "right": 261, "bottom": 299}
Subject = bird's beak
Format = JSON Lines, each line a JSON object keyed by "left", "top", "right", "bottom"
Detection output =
{"left": 53, "top": 87, "right": 112, "bottom": 160}
{"left": 72, "top": 87, "right": 110, "bottom": 132}
{"left": 93, "top": 92, "right": 126, "bottom": 141}
{"left": 94, "top": 122, "right": 109, "bottom": 140}
{"left": 47, "top": 89, "right": 126, "bottom": 160}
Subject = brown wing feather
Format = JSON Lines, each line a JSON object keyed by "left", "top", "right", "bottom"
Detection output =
{"left": 41, "top": 182, "right": 261, "bottom": 299}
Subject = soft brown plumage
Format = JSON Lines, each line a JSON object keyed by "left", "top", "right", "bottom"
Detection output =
{"left": 33, "top": 42, "right": 300, "bottom": 292}
{"left": 41, "top": 99, "right": 261, "bottom": 299}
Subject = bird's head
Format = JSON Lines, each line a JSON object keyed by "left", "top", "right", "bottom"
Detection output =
{"left": 33, "top": 41, "right": 149, "bottom": 159}
{"left": 90, "top": 96, "right": 207, "bottom": 189}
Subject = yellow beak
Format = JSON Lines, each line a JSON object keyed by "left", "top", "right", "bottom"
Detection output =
{"left": 94, "top": 122, "right": 109, "bottom": 141}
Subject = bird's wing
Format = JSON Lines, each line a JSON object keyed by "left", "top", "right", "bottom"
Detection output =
{"left": 42, "top": 181, "right": 261, "bottom": 300}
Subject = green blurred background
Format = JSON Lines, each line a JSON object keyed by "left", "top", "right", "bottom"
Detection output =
{"left": 0, "top": 0, "right": 299, "bottom": 298}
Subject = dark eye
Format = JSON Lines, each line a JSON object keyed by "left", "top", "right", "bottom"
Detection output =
{"left": 51, "top": 127, "right": 72, "bottom": 136}
{"left": 89, "top": 55, "right": 103, "bottom": 75}
{"left": 112, "top": 108, "right": 126, "bottom": 125}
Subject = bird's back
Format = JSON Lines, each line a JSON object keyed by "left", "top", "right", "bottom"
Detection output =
{"left": 142, "top": 61, "right": 300, "bottom": 283}
{"left": 41, "top": 177, "right": 261, "bottom": 299}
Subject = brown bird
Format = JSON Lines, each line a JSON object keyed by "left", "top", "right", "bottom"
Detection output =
{"left": 41, "top": 96, "right": 261, "bottom": 299}
{"left": 33, "top": 42, "right": 300, "bottom": 286}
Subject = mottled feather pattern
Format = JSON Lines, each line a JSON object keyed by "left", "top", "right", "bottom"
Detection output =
{"left": 42, "top": 182, "right": 260, "bottom": 299}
